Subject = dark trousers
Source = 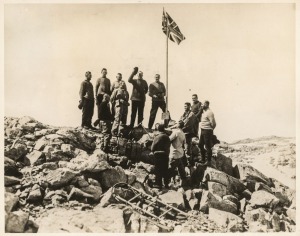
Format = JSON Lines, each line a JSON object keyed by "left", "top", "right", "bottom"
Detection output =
{"left": 153, "top": 153, "right": 169, "bottom": 188}
{"left": 199, "top": 129, "right": 213, "bottom": 162}
{"left": 185, "top": 133, "right": 196, "bottom": 157}
{"left": 81, "top": 98, "right": 94, "bottom": 127}
{"left": 169, "top": 158, "right": 186, "bottom": 180}
{"left": 96, "top": 94, "right": 104, "bottom": 119}
{"left": 148, "top": 101, "right": 166, "bottom": 129}
{"left": 130, "top": 100, "right": 145, "bottom": 127}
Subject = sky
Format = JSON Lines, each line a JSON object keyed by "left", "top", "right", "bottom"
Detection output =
{"left": 4, "top": 3, "right": 296, "bottom": 142}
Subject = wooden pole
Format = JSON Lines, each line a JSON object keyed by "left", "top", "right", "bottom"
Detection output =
{"left": 166, "top": 24, "right": 169, "bottom": 113}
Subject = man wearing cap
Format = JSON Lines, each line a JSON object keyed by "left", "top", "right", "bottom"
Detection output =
{"left": 79, "top": 71, "right": 95, "bottom": 129}
{"left": 128, "top": 67, "right": 148, "bottom": 128}
{"left": 151, "top": 124, "right": 171, "bottom": 189}
{"left": 95, "top": 68, "right": 111, "bottom": 121}
{"left": 148, "top": 74, "right": 166, "bottom": 130}
{"left": 199, "top": 100, "right": 216, "bottom": 166}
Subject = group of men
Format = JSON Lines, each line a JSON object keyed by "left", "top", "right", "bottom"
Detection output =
{"left": 79, "top": 67, "right": 217, "bottom": 189}
{"left": 79, "top": 67, "right": 168, "bottom": 135}
{"left": 151, "top": 99, "right": 216, "bottom": 189}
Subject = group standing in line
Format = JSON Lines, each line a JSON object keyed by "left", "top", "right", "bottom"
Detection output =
{"left": 79, "top": 67, "right": 217, "bottom": 189}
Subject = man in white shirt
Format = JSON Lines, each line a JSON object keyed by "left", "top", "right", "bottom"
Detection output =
{"left": 199, "top": 100, "right": 216, "bottom": 166}
{"left": 169, "top": 120, "right": 187, "bottom": 182}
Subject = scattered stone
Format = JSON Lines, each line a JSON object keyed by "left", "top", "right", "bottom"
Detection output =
{"left": 211, "top": 153, "right": 233, "bottom": 176}
{"left": 223, "top": 195, "right": 239, "bottom": 206}
{"left": 26, "top": 150, "right": 46, "bottom": 166}
{"left": 34, "top": 137, "right": 48, "bottom": 151}
{"left": 254, "top": 182, "right": 273, "bottom": 193}
{"left": 5, "top": 210, "right": 29, "bottom": 233}
{"left": 5, "top": 176, "right": 22, "bottom": 186}
{"left": 5, "top": 156, "right": 22, "bottom": 177}
{"left": 45, "top": 168, "right": 79, "bottom": 188}
{"left": 5, "top": 192, "right": 19, "bottom": 214}
{"left": 27, "top": 185, "right": 43, "bottom": 202}
{"left": 5, "top": 142, "right": 28, "bottom": 161}
{"left": 160, "top": 190, "right": 184, "bottom": 206}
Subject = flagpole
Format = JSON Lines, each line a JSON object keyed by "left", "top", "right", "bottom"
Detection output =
{"left": 166, "top": 21, "right": 169, "bottom": 114}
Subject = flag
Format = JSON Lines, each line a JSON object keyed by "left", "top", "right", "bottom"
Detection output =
{"left": 162, "top": 10, "right": 186, "bottom": 45}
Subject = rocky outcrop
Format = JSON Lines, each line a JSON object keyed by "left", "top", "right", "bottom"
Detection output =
{"left": 3, "top": 116, "right": 296, "bottom": 233}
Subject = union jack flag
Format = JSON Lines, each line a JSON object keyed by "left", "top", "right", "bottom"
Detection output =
{"left": 162, "top": 10, "right": 186, "bottom": 45}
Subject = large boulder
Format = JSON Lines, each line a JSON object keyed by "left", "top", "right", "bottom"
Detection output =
{"left": 233, "top": 163, "right": 273, "bottom": 187}
{"left": 249, "top": 190, "right": 280, "bottom": 209}
{"left": 37, "top": 207, "right": 126, "bottom": 233}
{"left": 5, "top": 210, "right": 30, "bottom": 233}
{"left": 66, "top": 151, "right": 110, "bottom": 173}
{"left": 27, "top": 184, "right": 43, "bottom": 202}
{"left": 5, "top": 142, "right": 28, "bottom": 161}
{"left": 4, "top": 156, "right": 22, "bottom": 177}
{"left": 5, "top": 192, "right": 19, "bottom": 214}
{"left": 5, "top": 176, "right": 22, "bottom": 186}
{"left": 211, "top": 153, "right": 233, "bottom": 176}
{"left": 209, "top": 208, "right": 244, "bottom": 232}
{"left": 45, "top": 168, "right": 79, "bottom": 188}
{"left": 200, "top": 190, "right": 238, "bottom": 214}
{"left": 34, "top": 137, "right": 49, "bottom": 151}
{"left": 98, "top": 166, "right": 127, "bottom": 190}
{"left": 203, "top": 167, "right": 246, "bottom": 194}
{"left": 159, "top": 190, "right": 184, "bottom": 206}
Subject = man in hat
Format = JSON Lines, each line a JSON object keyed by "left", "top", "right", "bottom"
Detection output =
{"left": 128, "top": 67, "right": 148, "bottom": 128}
{"left": 151, "top": 124, "right": 171, "bottom": 189}
{"left": 79, "top": 71, "right": 95, "bottom": 130}
{"left": 148, "top": 74, "right": 166, "bottom": 130}
{"left": 199, "top": 100, "right": 216, "bottom": 166}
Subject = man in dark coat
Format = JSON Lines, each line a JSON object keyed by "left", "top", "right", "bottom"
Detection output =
{"left": 191, "top": 94, "right": 203, "bottom": 136}
{"left": 148, "top": 74, "right": 166, "bottom": 130}
{"left": 128, "top": 67, "right": 148, "bottom": 128}
{"left": 151, "top": 124, "right": 171, "bottom": 189}
{"left": 79, "top": 71, "right": 95, "bottom": 130}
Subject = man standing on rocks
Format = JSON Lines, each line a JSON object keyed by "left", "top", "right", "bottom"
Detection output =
{"left": 180, "top": 102, "right": 197, "bottom": 157}
{"left": 95, "top": 68, "right": 111, "bottom": 122}
{"left": 128, "top": 67, "right": 148, "bottom": 128}
{"left": 199, "top": 100, "right": 216, "bottom": 166}
{"left": 111, "top": 82, "right": 130, "bottom": 136}
{"left": 79, "top": 71, "right": 95, "bottom": 130}
{"left": 169, "top": 120, "right": 187, "bottom": 184}
{"left": 148, "top": 74, "right": 166, "bottom": 130}
{"left": 191, "top": 94, "right": 203, "bottom": 136}
{"left": 151, "top": 124, "right": 171, "bottom": 189}
{"left": 110, "top": 73, "right": 127, "bottom": 118}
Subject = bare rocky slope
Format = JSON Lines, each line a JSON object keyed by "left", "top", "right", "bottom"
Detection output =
{"left": 4, "top": 116, "right": 296, "bottom": 233}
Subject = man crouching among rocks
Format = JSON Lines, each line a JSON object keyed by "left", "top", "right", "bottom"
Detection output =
{"left": 150, "top": 124, "right": 171, "bottom": 189}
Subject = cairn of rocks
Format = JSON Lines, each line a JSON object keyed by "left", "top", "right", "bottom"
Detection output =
{"left": 4, "top": 116, "right": 296, "bottom": 233}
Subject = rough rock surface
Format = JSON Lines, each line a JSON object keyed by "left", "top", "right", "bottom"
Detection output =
{"left": 3, "top": 117, "right": 296, "bottom": 233}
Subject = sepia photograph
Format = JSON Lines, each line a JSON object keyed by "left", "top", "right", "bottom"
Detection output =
{"left": 2, "top": 0, "right": 298, "bottom": 233}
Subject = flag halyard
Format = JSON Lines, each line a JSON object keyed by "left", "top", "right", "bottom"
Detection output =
{"left": 162, "top": 10, "right": 186, "bottom": 45}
